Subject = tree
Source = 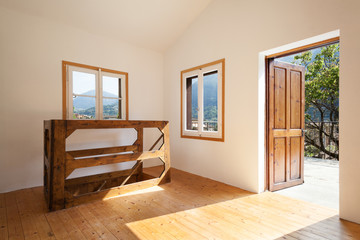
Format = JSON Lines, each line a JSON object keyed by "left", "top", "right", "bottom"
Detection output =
{"left": 293, "top": 44, "right": 339, "bottom": 159}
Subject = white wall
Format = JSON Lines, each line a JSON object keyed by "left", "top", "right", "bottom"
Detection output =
{"left": 0, "top": 6, "right": 164, "bottom": 192}
{"left": 164, "top": 0, "right": 360, "bottom": 224}
{"left": 2, "top": 0, "right": 360, "bottom": 225}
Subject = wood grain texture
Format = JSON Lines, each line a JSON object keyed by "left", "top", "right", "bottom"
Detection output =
{"left": 50, "top": 120, "right": 66, "bottom": 211}
{"left": 268, "top": 60, "right": 305, "bottom": 191}
{"left": 5, "top": 191, "right": 24, "bottom": 240}
{"left": 44, "top": 120, "right": 170, "bottom": 211}
{"left": 290, "top": 137, "right": 301, "bottom": 180}
{"left": 65, "top": 168, "right": 140, "bottom": 187}
{"left": 62, "top": 62, "right": 67, "bottom": 120}
{"left": 66, "top": 120, "right": 167, "bottom": 130}
{"left": 66, "top": 150, "right": 164, "bottom": 174}
{"left": 274, "top": 138, "right": 286, "bottom": 184}
{"left": 67, "top": 145, "right": 138, "bottom": 158}
{"left": 274, "top": 67, "right": 286, "bottom": 129}
{"left": 290, "top": 70, "right": 301, "bottom": 129}
{"left": 2, "top": 167, "right": 360, "bottom": 240}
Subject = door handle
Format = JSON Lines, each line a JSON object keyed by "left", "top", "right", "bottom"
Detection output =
{"left": 301, "top": 129, "right": 307, "bottom": 137}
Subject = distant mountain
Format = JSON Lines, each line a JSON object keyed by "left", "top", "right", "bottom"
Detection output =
{"left": 76, "top": 103, "right": 119, "bottom": 119}
{"left": 190, "top": 74, "right": 218, "bottom": 121}
{"left": 73, "top": 90, "right": 118, "bottom": 110}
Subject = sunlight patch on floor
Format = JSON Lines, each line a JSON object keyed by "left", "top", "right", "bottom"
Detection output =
{"left": 103, "top": 186, "right": 164, "bottom": 201}
{"left": 125, "top": 192, "right": 337, "bottom": 240}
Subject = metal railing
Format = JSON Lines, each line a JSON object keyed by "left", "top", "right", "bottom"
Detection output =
{"left": 305, "top": 121, "right": 339, "bottom": 159}
{"left": 191, "top": 120, "right": 218, "bottom": 131}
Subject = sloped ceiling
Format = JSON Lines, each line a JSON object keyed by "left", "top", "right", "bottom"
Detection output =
{"left": 0, "top": 0, "right": 212, "bottom": 52}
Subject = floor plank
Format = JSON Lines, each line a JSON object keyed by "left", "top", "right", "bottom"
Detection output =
{"left": 45, "top": 211, "right": 70, "bottom": 240}
{"left": 76, "top": 205, "right": 117, "bottom": 240}
{"left": 0, "top": 193, "right": 8, "bottom": 240}
{"left": 65, "top": 208, "right": 101, "bottom": 240}
{"left": 1, "top": 167, "right": 360, "bottom": 240}
{"left": 5, "top": 191, "right": 24, "bottom": 240}
{"left": 15, "top": 189, "right": 40, "bottom": 240}
{"left": 29, "top": 188, "right": 55, "bottom": 240}
{"left": 56, "top": 210, "right": 87, "bottom": 240}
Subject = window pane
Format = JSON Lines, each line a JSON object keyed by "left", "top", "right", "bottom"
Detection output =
{"left": 186, "top": 76, "right": 198, "bottom": 130}
{"left": 103, "top": 76, "right": 121, "bottom": 98}
{"left": 103, "top": 98, "right": 121, "bottom": 119}
{"left": 72, "top": 96, "right": 96, "bottom": 119}
{"left": 72, "top": 71, "right": 96, "bottom": 96}
{"left": 203, "top": 71, "right": 218, "bottom": 132}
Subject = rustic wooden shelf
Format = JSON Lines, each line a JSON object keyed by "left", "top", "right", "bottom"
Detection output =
{"left": 43, "top": 120, "right": 171, "bottom": 211}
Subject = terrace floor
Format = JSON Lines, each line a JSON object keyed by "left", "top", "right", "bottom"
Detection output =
{"left": 1, "top": 167, "right": 359, "bottom": 240}
{"left": 276, "top": 157, "right": 339, "bottom": 210}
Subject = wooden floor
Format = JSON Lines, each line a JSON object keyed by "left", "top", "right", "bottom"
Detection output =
{"left": 1, "top": 168, "right": 360, "bottom": 240}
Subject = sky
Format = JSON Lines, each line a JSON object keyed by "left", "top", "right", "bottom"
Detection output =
{"left": 73, "top": 71, "right": 120, "bottom": 96}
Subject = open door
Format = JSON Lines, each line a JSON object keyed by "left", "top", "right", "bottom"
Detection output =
{"left": 268, "top": 60, "right": 305, "bottom": 191}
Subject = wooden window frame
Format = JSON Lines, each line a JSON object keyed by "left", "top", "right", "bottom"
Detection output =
{"left": 180, "top": 59, "right": 225, "bottom": 142}
{"left": 62, "top": 61, "right": 129, "bottom": 120}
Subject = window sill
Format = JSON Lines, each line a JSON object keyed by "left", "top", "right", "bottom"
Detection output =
{"left": 180, "top": 134, "right": 224, "bottom": 142}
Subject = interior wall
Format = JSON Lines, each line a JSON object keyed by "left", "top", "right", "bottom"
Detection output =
{"left": 0, "top": 6, "right": 164, "bottom": 193}
{"left": 163, "top": 0, "right": 360, "bottom": 223}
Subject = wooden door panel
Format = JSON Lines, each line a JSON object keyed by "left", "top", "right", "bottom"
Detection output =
{"left": 290, "top": 70, "right": 302, "bottom": 129}
{"left": 274, "top": 67, "right": 286, "bottom": 129}
{"left": 268, "top": 60, "right": 305, "bottom": 191}
{"left": 290, "top": 137, "right": 301, "bottom": 180}
{"left": 274, "top": 138, "right": 286, "bottom": 183}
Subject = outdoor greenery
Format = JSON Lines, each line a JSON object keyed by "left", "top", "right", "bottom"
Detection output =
{"left": 74, "top": 103, "right": 119, "bottom": 119}
{"left": 72, "top": 90, "right": 120, "bottom": 119}
{"left": 191, "top": 74, "right": 218, "bottom": 122}
{"left": 292, "top": 43, "right": 339, "bottom": 159}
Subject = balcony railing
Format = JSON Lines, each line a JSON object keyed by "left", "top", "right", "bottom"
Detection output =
{"left": 191, "top": 120, "right": 218, "bottom": 131}
{"left": 305, "top": 121, "right": 339, "bottom": 159}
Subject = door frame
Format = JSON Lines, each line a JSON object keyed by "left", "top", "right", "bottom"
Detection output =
{"left": 259, "top": 31, "right": 340, "bottom": 192}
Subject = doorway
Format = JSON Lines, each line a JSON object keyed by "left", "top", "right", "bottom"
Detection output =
{"left": 265, "top": 37, "right": 340, "bottom": 209}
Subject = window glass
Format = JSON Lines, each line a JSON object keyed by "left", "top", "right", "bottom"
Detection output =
{"left": 203, "top": 71, "right": 218, "bottom": 132}
{"left": 181, "top": 59, "right": 224, "bottom": 141}
{"left": 72, "top": 71, "right": 96, "bottom": 96}
{"left": 102, "top": 76, "right": 121, "bottom": 119}
{"left": 72, "top": 96, "right": 96, "bottom": 119}
{"left": 103, "top": 76, "right": 120, "bottom": 98}
{"left": 103, "top": 99, "right": 121, "bottom": 119}
{"left": 64, "top": 61, "right": 128, "bottom": 120}
{"left": 186, "top": 76, "right": 198, "bottom": 130}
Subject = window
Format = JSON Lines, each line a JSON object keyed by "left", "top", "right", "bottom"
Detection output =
{"left": 181, "top": 59, "right": 225, "bottom": 141}
{"left": 62, "top": 61, "right": 128, "bottom": 120}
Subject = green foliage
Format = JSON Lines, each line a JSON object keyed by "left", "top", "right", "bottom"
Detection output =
{"left": 204, "top": 106, "right": 218, "bottom": 121}
{"left": 305, "top": 144, "right": 321, "bottom": 158}
{"left": 190, "top": 74, "right": 218, "bottom": 122}
{"left": 74, "top": 103, "right": 119, "bottom": 119}
{"left": 293, "top": 44, "right": 339, "bottom": 122}
{"left": 293, "top": 44, "right": 339, "bottom": 159}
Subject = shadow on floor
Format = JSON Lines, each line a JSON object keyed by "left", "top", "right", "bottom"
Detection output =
{"left": 275, "top": 215, "right": 360, "bottom": 239}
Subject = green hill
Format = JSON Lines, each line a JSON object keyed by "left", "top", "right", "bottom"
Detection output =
{"left": 191, "top": 73, "right": 218, "bottom": 122}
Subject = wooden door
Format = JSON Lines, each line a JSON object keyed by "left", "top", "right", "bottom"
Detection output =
{"left": 268, "top": 60, "right": 305, "bottom": 191}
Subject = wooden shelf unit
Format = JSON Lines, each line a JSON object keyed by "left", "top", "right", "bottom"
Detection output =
{"left": 43, "top": 120, "right": 171, "bottom": 211}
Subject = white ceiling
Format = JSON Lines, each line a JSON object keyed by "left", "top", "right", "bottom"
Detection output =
{"left": 0, "top": 0, "right": 212, "bottom": 52}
